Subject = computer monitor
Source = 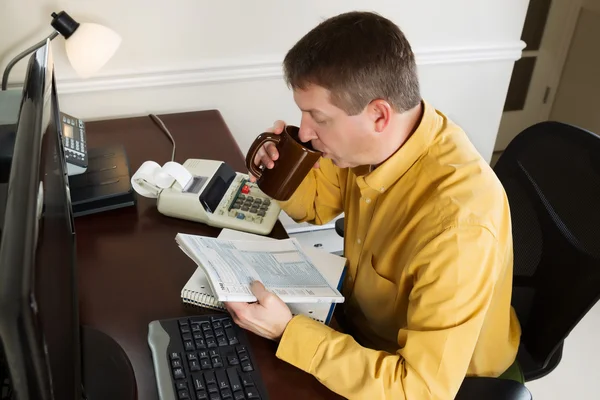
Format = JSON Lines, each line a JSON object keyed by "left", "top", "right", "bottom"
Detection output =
{"left": 0, "top": 41, "right": 135, "bottom": 400}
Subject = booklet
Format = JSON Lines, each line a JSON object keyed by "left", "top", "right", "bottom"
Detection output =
{"left": 176, "top": 232, "right": 345, "bottom": 304}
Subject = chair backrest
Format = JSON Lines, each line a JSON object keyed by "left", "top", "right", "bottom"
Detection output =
{"left": 493, "top": 121, "right": 600, "bottom": 369}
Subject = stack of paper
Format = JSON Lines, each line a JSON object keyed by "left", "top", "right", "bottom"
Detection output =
{"left": 178, "top": 229, "right": 347, "bottom": 324}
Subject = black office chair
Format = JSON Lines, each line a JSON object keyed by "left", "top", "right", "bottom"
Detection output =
{"left": 493, "top": 121, "right": 600, "bottom": 381}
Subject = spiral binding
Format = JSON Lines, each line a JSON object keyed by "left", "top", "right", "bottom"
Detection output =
{"left": 180, "top": 289, "right": 325, "bottom": 323}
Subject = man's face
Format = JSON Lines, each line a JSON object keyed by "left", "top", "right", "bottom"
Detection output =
{"left": 293, "top": 84, "right": 375, "bottom": 168}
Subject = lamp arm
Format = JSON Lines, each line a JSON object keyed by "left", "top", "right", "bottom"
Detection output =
{"left": 1, "top": 31, "right": 59, "bottom": 91}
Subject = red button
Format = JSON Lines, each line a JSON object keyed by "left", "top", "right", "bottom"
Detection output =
{"left": 241, "top": 185, "right": 250, "bottom": 194}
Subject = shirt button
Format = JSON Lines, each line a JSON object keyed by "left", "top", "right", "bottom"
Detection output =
{"left": 357, "top": 238, "right": 362, "bottom": 244}
{"left": 365, "top": 198, "right": 371, "bottom": 204}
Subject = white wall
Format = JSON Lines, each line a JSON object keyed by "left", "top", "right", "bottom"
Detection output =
{"left": 0, "top": 0, "right": 528, "bottom": 162}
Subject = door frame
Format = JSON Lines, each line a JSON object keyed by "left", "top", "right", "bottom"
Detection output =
{"left": 495, "top": 0, "right": 584, "bottom": 152}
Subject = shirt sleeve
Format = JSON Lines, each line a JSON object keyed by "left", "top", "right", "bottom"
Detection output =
{"left": 276, "top": 158, "right": 343, "bottom": 225}
{"left": 276, "top": 225, "right": 504, "bottom": 400}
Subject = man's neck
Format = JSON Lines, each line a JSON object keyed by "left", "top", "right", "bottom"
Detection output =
{"left": 371, "top": 102, "right": 424, "bottom": 169}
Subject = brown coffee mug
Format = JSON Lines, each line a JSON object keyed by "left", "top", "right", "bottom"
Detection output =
{"left": 245, "top": 125, "right": 322, "bottom": 201}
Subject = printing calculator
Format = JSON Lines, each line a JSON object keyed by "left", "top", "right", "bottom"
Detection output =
{"left": 59, "top": 112, "right": 88, "bottom": 176}
{"left": 155, "top": 159, "right": 281, "bottom": 235}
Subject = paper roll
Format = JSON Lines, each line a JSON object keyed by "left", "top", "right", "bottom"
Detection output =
{"left": 130, "top": 160, "right": 194, "bottom": 198}
{"left": 159, "top": 161, "right": 193, "bottom": 190}
{"left": 131, "top": 161, "right": 162, "bottom": 198}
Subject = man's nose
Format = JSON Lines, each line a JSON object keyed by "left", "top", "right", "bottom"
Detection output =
{"left": 298, "top": 124, "right": 317, "bottom": 143}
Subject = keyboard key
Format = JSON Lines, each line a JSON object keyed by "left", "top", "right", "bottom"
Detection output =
{"left": 234, "top": 392, "right": 245, "bottom": 400}
{"left": 184, "top": 341, "right": 195, "bottom": 351}
{"left": 227, "top": 354, "right": 240, "bottom": 366}
{"left": 204, "top": 330, "right": 215, "bottom": 339}
{"left": 181, "top": 325, "right": 191, "bottom": 334}
{"left": 210, "top": 393, "right": 221, "bottom": 400}
{"left": 212, "top": 356, "right": 224, "bottom": 368}
{"left": 221, "top": 389, "right": 233, "bottom": 399}
{"left": 207, "top": 338, "right": 217, "bottom": 348}
{"left": 177, "top": 381, "right": 188, "bottom": 391}
{"left": 192, "top": 324, "right": 202, "bottom": 333}
{"left": 212, "top": 320, "right": 223, "bottom": 329}
{"left": 192, "top": 373, "right": 205, "bottom": 391}
{"left": 187, "top": 353, "right": 198, "bottom": 361}
{"left": 204, "top": 371, "right": 216, "bottom": 385}
{"left": 240, "top": 373, "right": 254, "bottom": 387}
{"left": 216, "top": 370, "right": 229, "bottom": 390}
{"left": 173, "top": 368, "right": 185, "bottom": 380}
{"left": 182, "top": 333, "right": 192, "bottom": 342}
{"left": 172, "top": 359, "right": 183, "bottom": 369}
{"left": 217, "top": 336, "right": 228, "bottom": 347}
{"left": 241, "top": 361, "right": 253, "bottom": 372}
{"left": 190, "top": 360, "right": 201, "bottom": 372}
{"left": 201, "top": 323, "right": 212, "bottom": 332}
{"left": 223, "top": 319, "right": 233, "bottom": 328}
{"left": 227, "top": 368, "right": 243, "bottom": 392}
{"left": 196, "top": 339, "right": 207, "bottom": 349}
{"left": 194, "top": 332, "right": 204, "bottom": 341}
{"left": 201, "top": 359, "right": 212, "bottom": 370}
{"left": 178, "top": 389, "right": 190, "bottom": 399}
{"left": 209, "top": 350, "right": 219, "bottom": 358}
{"left": 225, "top": 328, "right": 238, "bottom": 344}
{"left": 179, "top": 319, "right": 189, "bottom": 327}
{"left": 199, "top": 350, "right": 209, "bottom": 359}
{"left": 207, "top": 383, "right": 219, "bottom": 394}
{"left": 197, "top": 390, "right": 208, "bottom": 400}
{"left": 246, "top": 388, "right": 260, "bottom": 399}
{"left": 170, "top": 352, "right": 181, "bottom": 361}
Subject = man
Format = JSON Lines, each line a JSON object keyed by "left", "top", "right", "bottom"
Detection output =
{"left": 225, "top": 11, "right": 521, "bottom": 400}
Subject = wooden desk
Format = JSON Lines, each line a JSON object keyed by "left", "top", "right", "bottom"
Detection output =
{"left": 75, "top": 110, "right": 342, "bottom": 400}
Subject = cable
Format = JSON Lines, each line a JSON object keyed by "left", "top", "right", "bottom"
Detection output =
{"left": 149, "top": 114, "right": 176, "bottom": 162}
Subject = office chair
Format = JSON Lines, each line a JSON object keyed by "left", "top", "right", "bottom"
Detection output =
{"left": 493, "top": 120, "right": 600, "bottom": 381}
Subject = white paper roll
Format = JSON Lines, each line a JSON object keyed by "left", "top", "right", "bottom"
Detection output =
{"left": 131, "top": 161, "right": 162, "bottom": 198}
{"left": 160, "top": 161, "right": 193, "bottom": 190}
{"left": 130, "top": 160, "right": 194, "bottom": 198}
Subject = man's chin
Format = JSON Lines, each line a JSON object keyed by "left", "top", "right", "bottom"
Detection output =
{"left": 331, "top": 159, "right": 350, "bottom": 168}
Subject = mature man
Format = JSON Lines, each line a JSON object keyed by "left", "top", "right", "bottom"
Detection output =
{"left": 225, "top": 11, "right": 521, "bottom": 400}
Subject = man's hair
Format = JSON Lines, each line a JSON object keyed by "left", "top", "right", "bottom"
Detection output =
{"left": 283, "top": 11, "right": 421, "bottom": 115}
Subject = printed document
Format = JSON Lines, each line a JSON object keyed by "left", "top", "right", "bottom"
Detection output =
{"left": 176, "top": 233, "right": 345, "bottom": 303}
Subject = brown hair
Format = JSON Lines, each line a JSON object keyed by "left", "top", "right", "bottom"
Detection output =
{"left": 283, "top": 11, "right": 421, "bottom": 115}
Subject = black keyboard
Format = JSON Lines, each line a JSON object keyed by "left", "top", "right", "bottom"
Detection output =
{"left": 148, "top": 315, "right": 269, "bottom": 400}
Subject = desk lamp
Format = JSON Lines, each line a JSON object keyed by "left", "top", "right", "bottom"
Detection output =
{"left": 1, "top": 10, "right": 121, "bottom": 90}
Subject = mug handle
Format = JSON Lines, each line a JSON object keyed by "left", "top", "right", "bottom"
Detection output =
{"left": 245, "top": 132, "right": 282, "bottom": 180}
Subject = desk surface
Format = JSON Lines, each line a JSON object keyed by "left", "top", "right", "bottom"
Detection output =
{"left": 75, "top": 110, "right": 342, "bottom": 400}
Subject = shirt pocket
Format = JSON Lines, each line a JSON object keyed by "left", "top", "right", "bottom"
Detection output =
{"left": 353, "top": 254, "right": 399, "bottom": 331}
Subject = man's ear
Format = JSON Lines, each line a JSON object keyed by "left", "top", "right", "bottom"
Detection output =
{"left": 367, "top": 99, "right": 392, "bottom": 133}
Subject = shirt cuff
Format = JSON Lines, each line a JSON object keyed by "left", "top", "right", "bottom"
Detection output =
{"left": 276, "top": 314, "right": 332, "bottom": 373}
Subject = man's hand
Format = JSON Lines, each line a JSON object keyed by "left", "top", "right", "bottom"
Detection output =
{"left": 249, "top": 120, "right": 320, "bottom": 182}
{"left": 248, "top": 120, "right": 285, "bottom": 183}
{"left": 224, "top": 281, "right": 293, "bottom": 341}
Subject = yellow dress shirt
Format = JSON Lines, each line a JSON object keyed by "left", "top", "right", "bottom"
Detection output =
{"left": 275, "top": 100, "right": 521, "bottom": 399}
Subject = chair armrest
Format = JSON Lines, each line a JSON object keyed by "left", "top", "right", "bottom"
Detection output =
{"left": 335, "top": 217, "right": 344, "bottom": 237}
{"left": 455, "top": 377, "right": 532, "bottom": 400}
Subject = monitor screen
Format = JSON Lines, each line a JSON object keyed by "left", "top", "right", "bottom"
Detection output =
{"left": 0, "top": 40, "right": 80, "bottom": 400}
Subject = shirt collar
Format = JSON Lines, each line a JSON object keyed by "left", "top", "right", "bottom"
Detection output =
{"left": 359, "top": 100, "right": 439, "bottom": 193}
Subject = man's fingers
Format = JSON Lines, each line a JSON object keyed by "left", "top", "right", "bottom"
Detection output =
{"left": 249, "top": 281, "right": 271, "bottom": 304}
{"left": 271, "top": 120, "right": 286, "bottom": 134}
{"left": 265, "top": 143, "right": 279, "bottom": 160}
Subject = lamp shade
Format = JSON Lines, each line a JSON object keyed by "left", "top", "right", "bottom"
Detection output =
{"left": 64, "top": 22, "right": 121, "bottom": 78}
